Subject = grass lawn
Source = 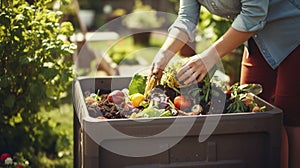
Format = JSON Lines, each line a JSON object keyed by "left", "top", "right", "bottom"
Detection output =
{"left": 40, "top": 101, "right": 74, "bottom": 168}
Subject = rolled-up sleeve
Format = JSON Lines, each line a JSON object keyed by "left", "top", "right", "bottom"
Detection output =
{"left": 169, "top": 0, "right": 200, "bottom": 42}
{"left": 232, "top": 0, "right": 269, "bottom": 32}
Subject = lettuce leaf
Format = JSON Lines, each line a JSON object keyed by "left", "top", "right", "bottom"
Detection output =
{"left": 135, "top": 107, "right": 171, "bottom": 118}
{"left": 128, "top": 73, "right": 147, "bottom": 95}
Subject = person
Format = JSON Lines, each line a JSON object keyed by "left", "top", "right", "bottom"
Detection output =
{"left": 148, "top": 1, "right": 300, "bottom": 168}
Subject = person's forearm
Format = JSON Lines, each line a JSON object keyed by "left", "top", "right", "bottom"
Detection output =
{"left": 214, "top": 27, "right": 255, "bottom": 57}
{"left": 160, "top": 28, "right": 189, "bottom": 56}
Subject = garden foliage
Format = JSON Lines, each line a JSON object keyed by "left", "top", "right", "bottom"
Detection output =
{"left": 0, "top": 0, "right": 76, "bottom": 166}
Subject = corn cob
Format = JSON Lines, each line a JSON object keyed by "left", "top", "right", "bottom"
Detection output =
{"left": 144, "top": 75, "right": 157, "bottom": 97}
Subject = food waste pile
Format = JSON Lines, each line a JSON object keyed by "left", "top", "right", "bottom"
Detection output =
{"left": 84, "top": 61, "right": 265, "bottom": 119}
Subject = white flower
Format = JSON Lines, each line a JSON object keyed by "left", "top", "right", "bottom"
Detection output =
{"left": 4, "top": 157, "right": 13, "bottom": 165}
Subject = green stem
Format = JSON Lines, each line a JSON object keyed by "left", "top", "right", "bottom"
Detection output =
{"left": 172, "top": 87, "right": 181, "bottom": 94}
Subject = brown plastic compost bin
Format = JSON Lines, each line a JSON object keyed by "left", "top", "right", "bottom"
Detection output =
{"left": 73, "top": 76, "right": 283, "bottom": 168}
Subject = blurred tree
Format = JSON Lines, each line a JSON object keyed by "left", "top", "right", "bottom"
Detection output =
{"left": 0, "top": 0, "right": 76, "bottom": 167}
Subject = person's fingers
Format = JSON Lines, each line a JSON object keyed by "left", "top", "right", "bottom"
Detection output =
{"left": 196, "top": 72, "right": 207, "bottom": 83}
{"left": 149, "top": 64, "right": 163, "bottom": 85}
{"left": 176, "top": 62, "right": 191, "bottom": 81}
{"left": 177, "top": 69, "right": 190, "bottom": 83}
{"left": 176, "top": 58, "right": 210, "bottom": 85}
{"left": 155, "top": 69, "right": 163, "bottom": 85}
{"left": 183, "top": 70, "right": 201, "bottom": 85}
{"left": 151, "top": 64, "right": 159, "bottom": 74}
{"left": 177, "top": 59, "right": 200, "bottom": 81}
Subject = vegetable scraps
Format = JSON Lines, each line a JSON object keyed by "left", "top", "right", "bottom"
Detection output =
{"left": 84, "top": 60, "right": 266, "bottom": 119}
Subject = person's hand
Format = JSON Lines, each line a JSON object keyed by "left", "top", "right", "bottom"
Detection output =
{"left": 149, "top": 49, "right": 174, "bottom": 84}
{"left": 176, "top": 45, "right": 220, "bottom": 85}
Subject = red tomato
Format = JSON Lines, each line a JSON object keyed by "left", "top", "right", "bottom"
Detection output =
{"left": 224, "top": 90, "right": 231, "bottom": 95}
{"left": 174, "top": 95, "right": 191, "bottom": 109}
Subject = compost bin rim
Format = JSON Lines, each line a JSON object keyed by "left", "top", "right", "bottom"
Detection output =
{"left": 80, "top": 108, "right": 282, "bottom": 123}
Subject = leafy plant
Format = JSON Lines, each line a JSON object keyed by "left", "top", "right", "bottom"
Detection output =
{"left": 0, "top": 152, "right": 29, "bottom": 168}
{"left": 198, "top": 9, "right": 232, "bottom": 42}
{"left": 227, "top": 83, "right": 265, "bottom": 113}
{"left": 0, "top": 0, "right": 76, "bottom": 167}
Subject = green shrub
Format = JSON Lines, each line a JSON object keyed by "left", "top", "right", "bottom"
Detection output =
{"left": 0, "top": 0, "right": 76, "bottom": 167}
{"left": 108, "top": 46, "right": 139, "bottom": 65}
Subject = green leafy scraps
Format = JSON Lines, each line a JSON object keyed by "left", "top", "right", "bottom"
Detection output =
{"left": 128, "top": 73, "right": 147, "bottom": 95}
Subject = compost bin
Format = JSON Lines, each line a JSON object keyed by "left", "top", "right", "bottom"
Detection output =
{"left": 73, "top": 76, "right": 282, "bottom": 168}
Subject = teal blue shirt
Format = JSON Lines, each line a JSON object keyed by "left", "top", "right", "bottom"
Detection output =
{"left": 170, "top": 0, "right": 300, "bottom": 69}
